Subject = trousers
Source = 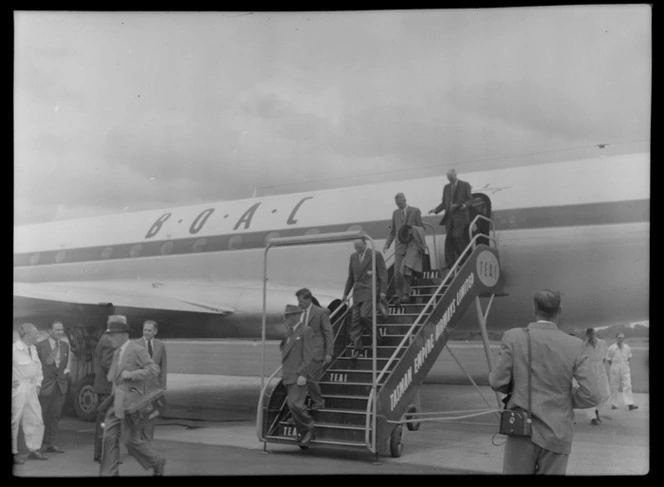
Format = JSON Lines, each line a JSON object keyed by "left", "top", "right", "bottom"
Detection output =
{"left": 285, "top": 383, "right": 314, "bottom": 436}
{"left": 12, "top": 383, "right": 44, "bottom": 453}
{"left": 349, "top": 300, "right": 372, "bottom": 350}
{"left": 306, "top": 361, "right": 325, "bottom": 408}
{"left": 100, "top": 406, "right": 163, "bottom": 476}
{"left": 610, "top": 364, "right": 634, "bottom": 406}
{"left": 444, "top": 220, "right": 469, "bottom": 268}
{"left": 39, "top": 385, "right": 66, "bottom": 448}
{"left": 393, "top": 253, "right": 406, "bottom": 298}
{"left": 503, "top": 436, "right": 569, "bottom": 475}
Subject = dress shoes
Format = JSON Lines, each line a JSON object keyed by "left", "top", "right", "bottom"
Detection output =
{"left": 42, "top": 445, "right": 65, "bottom": 453}
{"left": 349, "top": 348, "right": 361, "bottom": 360}
{"left": 153, "top": 458, "right": 166, "bottom": 476}
{"left": 590, "top": 419, "right": 600, "bottom": 426}
{"left": 611, "top": 405, "right": 618, "bottom": 410}
{"left": 298, "top": 429, "right": 315, "bottom": 446}
{"left": 400, "top": 295, "right": 411, "bottom": 304}
{"left": 628, "top": 405, "right": 639, "bottom": 411}
{"left": 27, "top": 451, "right": 48, "bottom": 461}
{"left": 14, "top": 454, "right": 25, "bottom": 465}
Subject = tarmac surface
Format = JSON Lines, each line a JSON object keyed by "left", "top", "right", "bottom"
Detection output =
{"left": 13, "top": 372, "right": 649, "bottom": 476}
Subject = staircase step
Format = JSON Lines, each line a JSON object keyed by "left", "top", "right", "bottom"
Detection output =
{"left": 319, "top": 381, "right": 373, "bottom": 396}
{"left": 323, "top": 369, "right": 392, "bottom": 385}
{"left": 383, "top": 314, "right": 431, "bottom": 325}
{"left": 321, "top": 394, "right": 370, "bottom": 409}
{"left": 312, "top": 408, "right": 369, "bottom": 426}
{"left": 333, "top": 357, "right": 395, "bottom": 371}
{"left": 344, "top": 345, "right": 405, "bottom": 359}
{"left": 264, "top": 435, "right": 367, "bottom": 449}
{"left": 275, "top": 421, "right": 369, "bottom": 443}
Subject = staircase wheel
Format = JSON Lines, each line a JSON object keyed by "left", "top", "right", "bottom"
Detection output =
{"left": 390, "top": 424, "right": 404, "bottom": 458}
{"left": 406, "top": 406, "right": 421, "bottom": 431}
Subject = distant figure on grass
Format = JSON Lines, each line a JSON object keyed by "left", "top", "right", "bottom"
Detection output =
{"left": 607, "top": 332, "right": 638, "bottom": 411}
{"left": 582, "top": 328, "right": 611, "bottom": 425}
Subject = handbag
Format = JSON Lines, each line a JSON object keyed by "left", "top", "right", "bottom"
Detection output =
{"left": 499, "top": 328, "right": 533, "bottom": 437}
{"left": 125, "top": 388, "right": 166, "bottom": 429}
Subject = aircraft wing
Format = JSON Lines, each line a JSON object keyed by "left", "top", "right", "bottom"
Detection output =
{"left": 13, "top": 280, "right": 235, "bottom": 315}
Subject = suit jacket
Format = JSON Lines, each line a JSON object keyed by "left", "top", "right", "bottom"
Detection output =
{"left": 343, "top": 249, "right": 388, "bottom": 303}
{"left": 385, "top": 206, "right": 424, "bottom": 256}
{"left": 279, "top": 322, "right": 309, "bottom": 385}
{"left": 433, "top": 179, "right": 473, "bottom": 228}
{"left": 300, "top": 305, "right": 334, "bottom": 375}
{"left": 36, "top": 338, "right": 69, "bottom": 396}
{"left": 489, "top": 321, "right": 601, "bottom": 454}
{"left": 94, "top": 333, "right": 116, "bottom": 395}
{"left": 107, "top": 341, "right": 159, "bottom": 419}
{"left": 134, "top": 338, "right": 168, "bottom": 390}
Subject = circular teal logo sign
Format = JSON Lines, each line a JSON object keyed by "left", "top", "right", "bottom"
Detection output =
{"left": 476, "top": 250, "right": 500, "bottom": 287}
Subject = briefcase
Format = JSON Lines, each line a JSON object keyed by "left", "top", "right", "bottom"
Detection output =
{"left": 125, "top": 389, "right": 166, "bottom": 429}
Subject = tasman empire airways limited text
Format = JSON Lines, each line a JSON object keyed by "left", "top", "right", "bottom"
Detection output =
{"left": 389, "top": 272, "right": 475, "bottom": 412}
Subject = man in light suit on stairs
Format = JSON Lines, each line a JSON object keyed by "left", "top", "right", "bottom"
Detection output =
{"left": 134, "top": 320, "right": 167, "bottom": 441}
{"left": 280, "top": 304, "right": 316, "bottom": 446}
{"left": 343, "top": 238, "right": 388, "bottom": 359}
{"left": 296, "top": 288, "right": 334, "bottom": 412}
{"left": 384, "top": 193, "right": 424, "bottom": 302}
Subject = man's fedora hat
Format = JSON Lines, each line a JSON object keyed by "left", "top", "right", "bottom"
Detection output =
{"left": 284, "top": 304, "right": 304, "bottom": 316}
{"left": 105, "top": 315, "right": 131, "bottom": 334}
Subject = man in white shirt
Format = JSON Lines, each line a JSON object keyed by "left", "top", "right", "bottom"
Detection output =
{"left": 607, "top": 333, "right": 638, "bottom": 411}
{"left": 12, "top": 323, "right": 48, "bottom": 464}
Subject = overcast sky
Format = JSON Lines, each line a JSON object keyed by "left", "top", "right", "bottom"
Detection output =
{"left": 14, "top": 7, "right": 651, "bottom": 225}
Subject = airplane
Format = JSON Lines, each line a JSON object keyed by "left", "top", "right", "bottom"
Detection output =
{"left": 14, "top": 149, "right": 649, "bottom": 341}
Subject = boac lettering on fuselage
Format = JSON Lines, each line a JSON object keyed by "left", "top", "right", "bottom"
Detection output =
{"left": 143, "top": 196, "right": 314, "bottom": 240}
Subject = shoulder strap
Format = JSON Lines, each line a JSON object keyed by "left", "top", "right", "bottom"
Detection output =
{"left": 525, "top": 328, "right": 532, "bottom": 420}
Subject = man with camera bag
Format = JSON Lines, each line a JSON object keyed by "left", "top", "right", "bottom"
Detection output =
{"left": 489, "top": 290, "right": 601, "bottom": 475}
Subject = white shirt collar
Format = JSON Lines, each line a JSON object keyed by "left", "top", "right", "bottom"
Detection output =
{"left": 48, "top": 337, "right": 60, "bottom": 347}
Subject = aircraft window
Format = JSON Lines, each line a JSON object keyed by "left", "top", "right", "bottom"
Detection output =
{"left": 228, "top": 235, "right": 243, "bottom": 250}
{"left": 100, "top": 247, "right": 114, "bottom": 259}
{"left": 304, "top": 228, "right": 320, "bottom": 236}
{"left": 130, "top": 244, "right": 143, "bottom": 258}
{"left": 29, "top": 253, "right": 40, "bottom": 266}
{"left": 160, "top": 241, "right": 174, "bottom": 255}
{"left": 264, "top": 232, "right": 280, "bottom": 245}
{"left": 347, "top": 224, "right": 363, "bottom": 232}
{"left": 55, "top": 250, "right": 67, "bottom": 264}
{"left": 193, "top": 238, "right": 207, "bottom": 253}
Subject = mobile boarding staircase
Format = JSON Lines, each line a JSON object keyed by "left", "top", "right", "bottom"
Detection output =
{"left": 257, "top": 216, "right": 505, "bottom": 461}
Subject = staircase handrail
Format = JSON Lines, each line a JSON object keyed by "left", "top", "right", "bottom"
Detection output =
{"left": 256, "top": 363, "right": 284, "bottom": 442}
{"left": 374, "top": 228, "right": 497, "bottom": 387}
{"left": 468, "top": 214, "right": 496, "bottom": 246}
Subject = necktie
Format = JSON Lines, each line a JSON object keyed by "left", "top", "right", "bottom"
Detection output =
{"left": 305, "top": 308, "right": 310, "bottom": 327}
{"left": 401, "top": 209, "right": 406, "bottom": 220}
{"left": 148, "top": 340, "right": 153, "bottom": 358}
{"left": 54, "top": 341, "right": 60, "bottom": 368}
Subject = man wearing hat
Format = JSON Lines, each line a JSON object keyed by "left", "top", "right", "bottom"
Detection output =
{"left": 280, "top": 305, "right": 316, "bottom": 446}
{"left": 342, "top": 238, "right": 388, "bottom": 358}
{"left": 428, "top": 169, "right": 473, "bottom": 272}
{"left": 384, "top": 193, "right": 424, "bottom": 302}
{"left": 99, "top": 315, "right": 166, "bottom": 476}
